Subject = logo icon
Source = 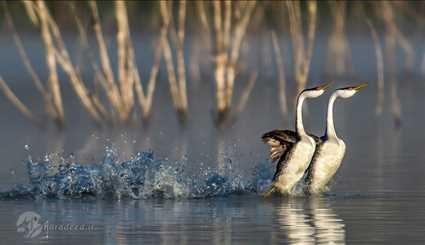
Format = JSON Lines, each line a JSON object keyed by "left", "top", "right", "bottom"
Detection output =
{"left": 16, "top": 211, "right": 43, "bottom": 239}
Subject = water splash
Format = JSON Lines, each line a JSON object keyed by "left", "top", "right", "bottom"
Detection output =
{"left": 0, "top": 148, "right": 274, "bottom": 200}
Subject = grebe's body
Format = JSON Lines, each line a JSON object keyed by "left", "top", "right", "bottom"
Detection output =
{"left": 306, "top": 83, "right": 367, "bottom": 194}
{"left": 307, "top": 137, "right": 346, "bottom": 193}
{"left": 262, "top": 83, "right": 329, "bottom": 195}
{"left": 272, "top": 134, "right": 316, "bottom": 194}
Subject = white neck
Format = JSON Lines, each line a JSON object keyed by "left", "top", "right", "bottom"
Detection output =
{"left": 295, "top": 93, "right": 307, "bottom": 136}
{"left": 326, "top": 92, "right": 339, "bottom": 139}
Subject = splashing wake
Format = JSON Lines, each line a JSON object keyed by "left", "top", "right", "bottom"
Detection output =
{"left": 0, "top": 148, "right": 274, "bottom": 200}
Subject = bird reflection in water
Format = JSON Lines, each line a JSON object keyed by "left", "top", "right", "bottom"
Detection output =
{"left": 275, "top": 197, "right": 345, "bottom": 244}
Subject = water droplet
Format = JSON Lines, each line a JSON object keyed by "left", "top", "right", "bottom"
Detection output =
{"left": 24, "top": 145, "right": 30, "bottom": 151}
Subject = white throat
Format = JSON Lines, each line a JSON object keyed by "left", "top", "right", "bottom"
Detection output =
{"left": 326, "top": 92, "right": 339, "bottom": 139}
{"left": 295, "top": 93, "right": 307, "bottom": 136}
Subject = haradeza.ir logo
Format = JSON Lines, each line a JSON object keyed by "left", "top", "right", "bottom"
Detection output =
{"left": 16, "top": 211, "right": 43, "bottom": 239}
{"left": 16, "top": 211, "right": 96, "bottom": 239}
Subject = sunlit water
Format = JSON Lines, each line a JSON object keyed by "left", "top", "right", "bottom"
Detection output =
{"left": 1, "top": 35, "right": 425, "bottom": 243}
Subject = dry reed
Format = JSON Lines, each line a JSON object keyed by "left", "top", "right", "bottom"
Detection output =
{"left": 89, "top": 0, "right": 122, "bottom": 118}
{"left": 24, "top": 1, "right": 103, "bottom": 123}
{"left": 211, "top": 1, "right": 256, "bottom": 123}
{"left": 36, "top": 1, "right": 65, "bottom": 125}
{"left": 226, "top": 1, "right": 255, "bottom": 110}
{"left": 2, "top": 2, "right": 56, "bottom": 121}
{"left": 196, "top": 1, "right": 212, "bottom": 50}
{"left": 0, "top": 76, "right": 39, "bottom": 124}
{"left": 366, "top": 20, "right": 385, "bottom": 116}
{"left": 235, "top": 71, "right": 257, "bottom": 115}
{"left": 379, "top": 1, "right": 403, "bottom": 126}
{"left": 326, "top": 0, "right": 349, "bottom": 75}
{"left": 90, "top": 0, "right": 163, "bottom": 122}
{"left": 271, "top": 31, "right": 288, "bottom": 116}
{"left": 285, "top": 0, "right": 317, "bottom": 94}
{"left": 0, "top": 1, "right": 422, "bottom": 129}
{"left": 159, "top": 1, "right": 188, "bottom": 118}
{"left": 3, "top": 3, "right": 45, "bottom": 96}
{"left": 379, "top": 1, "right": 414, "bottom": 71}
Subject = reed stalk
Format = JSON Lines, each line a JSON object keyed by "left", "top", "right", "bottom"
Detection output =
{"left": 133, "top": 43, "right": 161, "bottom": 119}
{"left": 380, "top": 1, "right": 402, "bottom": 126}
{"left": 380, "top": 1, "right": 414, "bottom": 71}
{"left": 89, "top": 1, "right": 122, "bottom": 118}
{"left": 31, "top": 0, "right": 103, "bottom": 123}
{"left": 115, "top": 1, "right": 133, "bottom": 121}
{"left": 69, "top": 1, "right": 90, "bottom": 66}
{"left": 367, "top": 20, "right": 385, "bottom": 116}
{"left": 326, "top": 0, "right": 349, "bottom": 75}
{"left": 176, "top": 0, "right": 188, "bottom": 113}
{"left": 271, "top": 31, "right": 288, "bottom": 116}
{"left": 213, "top": 0, "right": 227, "bottom": 115}
{"left": 193, "top": 1, "right": 212, "bottom": 81}
{"left": 0, "top": 76, "right": 38, "bottom": 124}
{"left": 235, "top": 71, "right": 257, "bottom": 114}
{"left": 22, "top": 0, "right": 38, "bottom": 25}
{"left": 160, "top": 1, "right": 180, "bottom": 111}
{"left": 91, "top": 1, "right": 163, "bottom": 122}
{"left": 212, "top": 1, "right": 256, "bottom": 123}
{"left": 226, "top": 1, "right": 255, "bottom": 109}
{"left": 3, "top": 3, "right": 45, "bottom": 96}
{"left": 36, "top": 1, "right": 65, "bottom": 126}
{"left": 285, "top": 0, "right": 317, "bottom": 94}
{"left": 159, "top": 1, "right": 188, "bottom": 117}
{"left": 128, "top": 17, "right": 161, "bottom": 120}
{"left": 196, "top": 1, "right": 212, "bottom": 50}
{"left": 3, "top": 2, "right": 56, "bottom": 121}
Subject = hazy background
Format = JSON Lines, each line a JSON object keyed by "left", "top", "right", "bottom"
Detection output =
{"left": 0, "top": 0, "right": 424, "bottom": 188}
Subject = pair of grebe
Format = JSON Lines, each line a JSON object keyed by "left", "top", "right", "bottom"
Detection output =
{"left": 262, "top": 82, "right": 367, "bottom": 196}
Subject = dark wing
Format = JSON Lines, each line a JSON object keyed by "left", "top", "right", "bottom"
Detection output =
{"left": 261, "top": 129, "right": 321, "bottom": 196}
{"left": 261, "top": 129, "right": 299, "bottom": 162}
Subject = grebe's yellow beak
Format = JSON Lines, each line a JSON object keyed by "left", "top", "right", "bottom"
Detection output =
{"left": 353, "top": 82, "right": 368, "bottom": 92}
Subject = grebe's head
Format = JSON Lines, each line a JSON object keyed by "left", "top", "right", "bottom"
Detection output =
{"left": 336, "top": 82, "right": 368, "bottom": 98}
{"left": 301, "top": 82, "right": 331, "bottom": 98}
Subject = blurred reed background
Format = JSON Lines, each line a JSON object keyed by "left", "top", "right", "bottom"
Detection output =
{"left": 0, "top": 0, "right": 423, "bottom": 129}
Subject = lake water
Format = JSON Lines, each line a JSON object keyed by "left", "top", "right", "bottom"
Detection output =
{"left": 1, "top": 34, "right": 425, "bottom": 243}
{"left": 2, "top": 193, "right": 425, "bottom": 244}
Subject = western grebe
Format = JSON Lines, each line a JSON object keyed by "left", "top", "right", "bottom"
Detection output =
{"left": 306, "top": 83, "right": 367, "bottom": 194}
{"left": 262, "top": 83, "right": 330, "bottom": 196}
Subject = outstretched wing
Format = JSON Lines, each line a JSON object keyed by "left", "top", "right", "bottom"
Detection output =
{"left": 261, "top": 129, "right": 299, "bottom": 162}
{"left": 261, "top": 129, "right": 322, "bottom": 163}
